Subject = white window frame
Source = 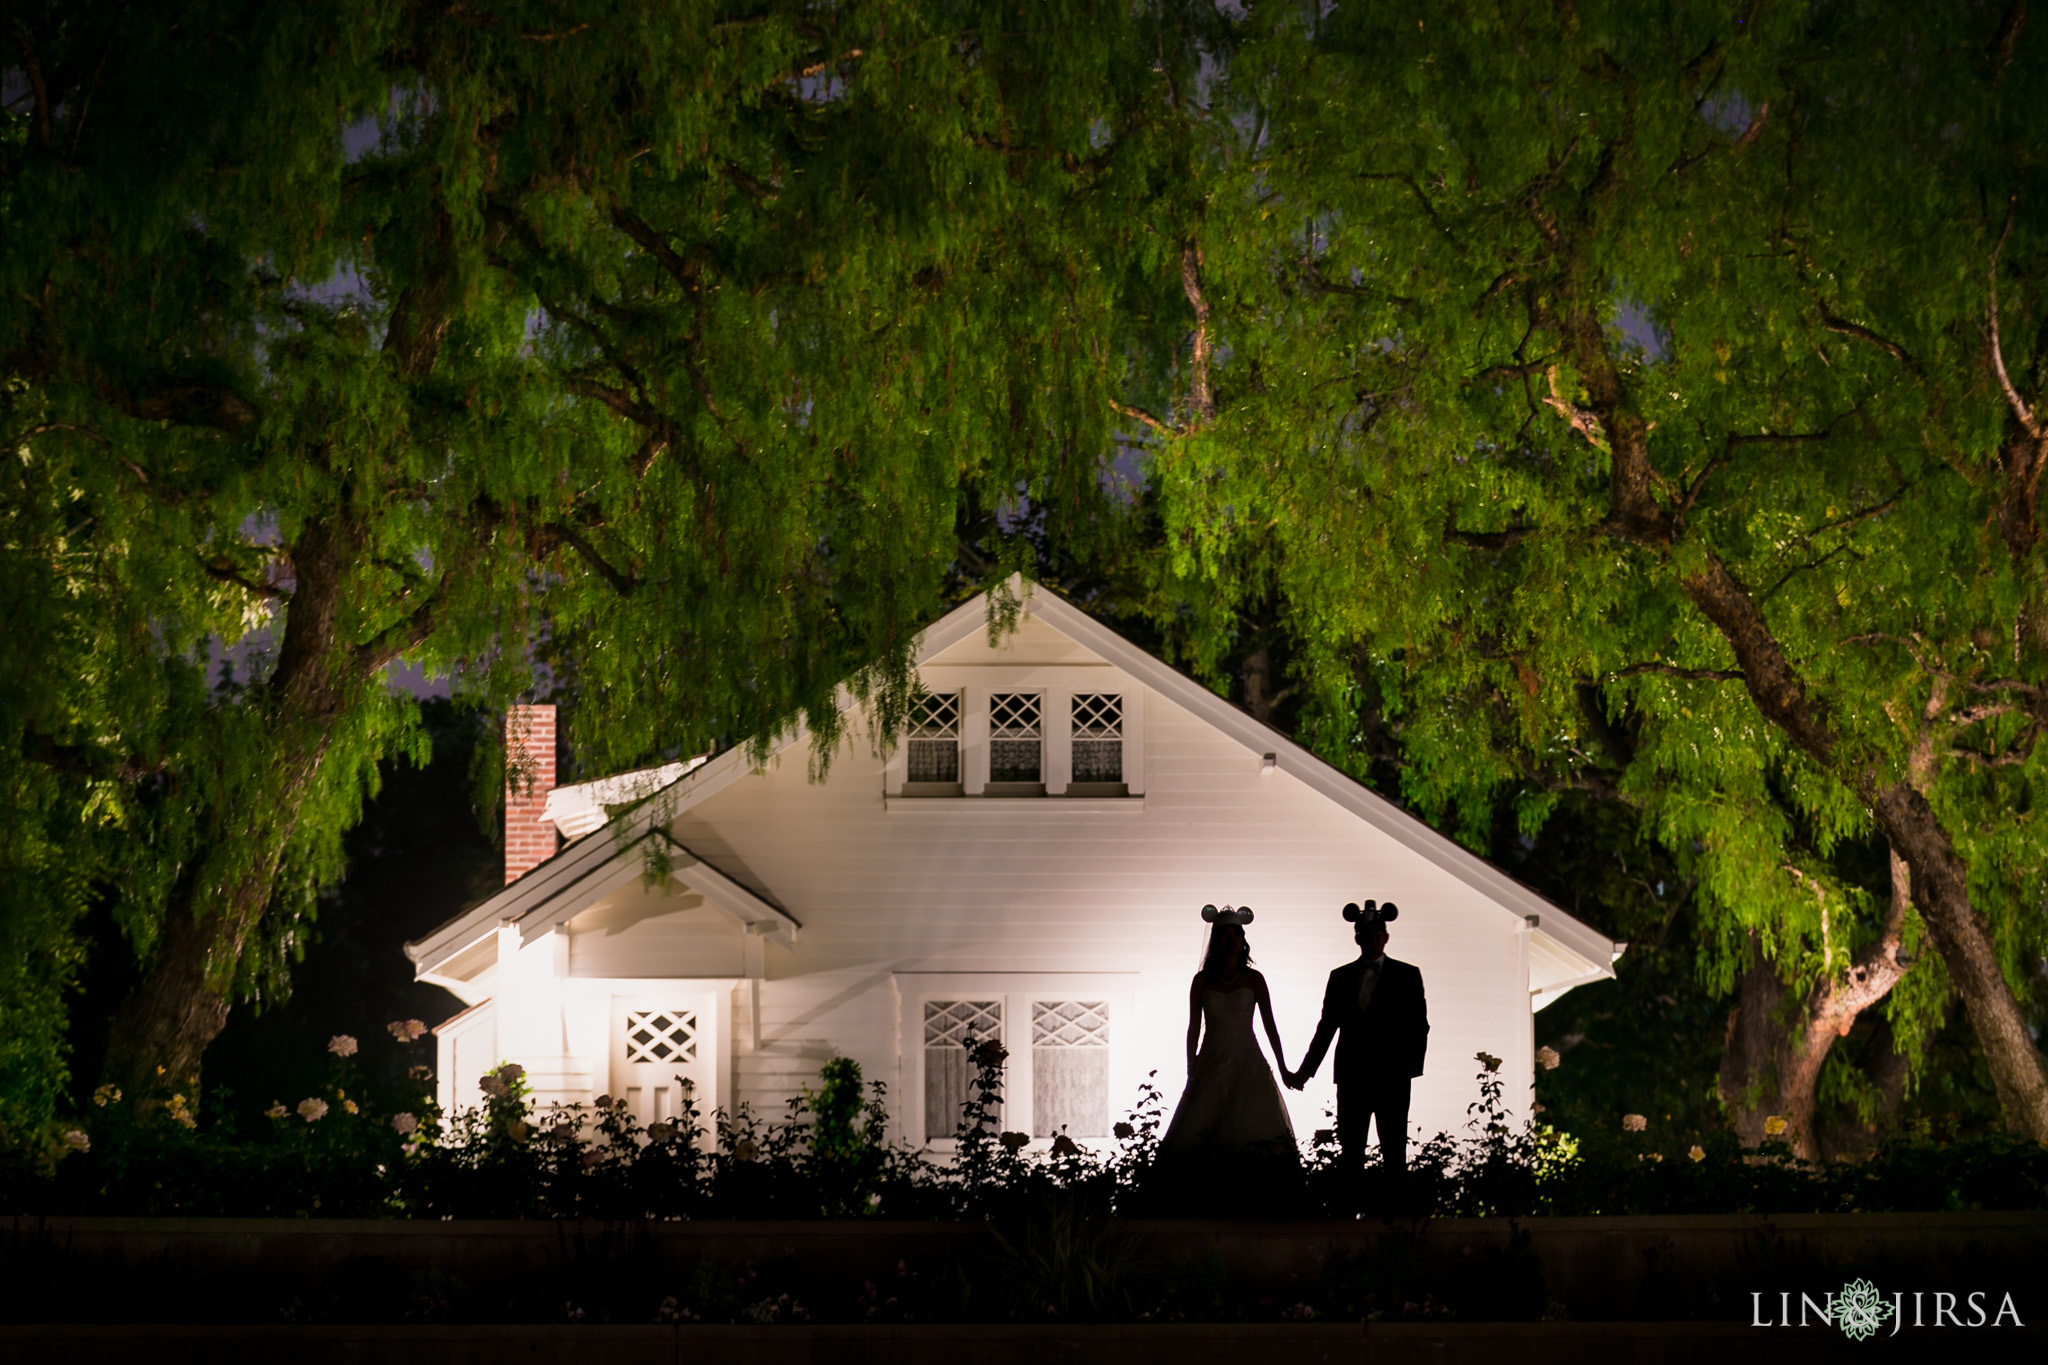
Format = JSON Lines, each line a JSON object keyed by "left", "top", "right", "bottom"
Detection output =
{"left": 893, "top": 972, "right": 1138, "bottom": 1150}
{"left": 883, "top": 667, "right": 1145, "bottom": 801}
{"left": 902, "top": 689, "right": 964, "bottom": 795}
{"left": 986, "top": 689, "right": 1045, "bottom": 792}
{"left": 1067, "top": 692, "right": 1127, "bottom": 796}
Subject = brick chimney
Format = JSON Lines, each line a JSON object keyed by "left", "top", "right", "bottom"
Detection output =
{"left": 504, "top": 703, "right": 558, "bottom": 884}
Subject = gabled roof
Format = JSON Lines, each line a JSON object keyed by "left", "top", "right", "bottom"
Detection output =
{"left": 409, "top": 577, "right": 1620, "bottom": 1000}
{"left": 1009, "top": 583, "right": 1621, "bottom": 999}
{"left": 405, "top": 823, "right": 798, "bottom": 979}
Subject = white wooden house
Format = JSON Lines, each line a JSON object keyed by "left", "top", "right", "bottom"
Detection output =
{"left": 405, "top": 580, "right": 1622, "bottom": 1150}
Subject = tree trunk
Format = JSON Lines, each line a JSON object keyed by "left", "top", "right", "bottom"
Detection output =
{"left": 1871, "top": 784, "right": 2048, "bottom": 1140}
{"left": 102, "top": 842, "right": 295, "bottom": 1100}
{"left": 101, "top": 885, "right": 235, "bottom": 1102}
{"left": 99, "top": 716, "right": 338, "bottom": 1103}
{"left": 1539, "top": 161, "right": 2048, "bottom": 1142}
{"left": 1717, "top": 853, "right": 1915, "bottom": 1158}
{"left": 100, "top": 519, "right": 362, "bottom": 1104}
{"left": 98, "top": 256, "right": 456, "bottom": 1107}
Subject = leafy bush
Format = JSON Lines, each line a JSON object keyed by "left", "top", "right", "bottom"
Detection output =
{"left": 4, "top": 1032, "right": 2043, "bottom": 1221}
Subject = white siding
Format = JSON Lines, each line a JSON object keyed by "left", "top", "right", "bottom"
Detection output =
{"left": 460, "top": 604, "right": 1546, "bottom": 1146}
{"left": 566, "top": 887, "right": 745, "bottom": 979}
{"left": 654, "top": 641, "right": 1532, "bottom": 1144}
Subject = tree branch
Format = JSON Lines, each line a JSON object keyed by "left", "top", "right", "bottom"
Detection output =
{"left": 1181, "top": 241, "right": 1215, "bottom": 424}
{"left": 8, "top": 20, "right": 54, "bottom": 152}
{"left": 1989, "top": 194, "right": 2042, "bottom": 440}
{"left": 355, "top": 576, "right": 446, "bottom": 673}
{"left": 199, "top": 556, "right": 286, "bottom": 601}
{"left": 1446, "top": 522, "right": 1532, "bottom": 551}
{"left": 22, "top": 728, "right": 166, "bottom": 782}
{"left": 1818, "top": 303, "right": 1919, "bottom": 373}
{"left": 1605, "top": 660, "right": 1744, "bottom": 682}
{"left": 1109, "top": 399, "right": 1173, "bottom": 436}
{"left": 542, "top": 522, "right": 638, "bottom": 597}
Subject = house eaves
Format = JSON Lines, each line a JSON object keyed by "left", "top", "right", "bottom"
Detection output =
{"left": 405, "top": 815, "right": 799, "bottom": 979}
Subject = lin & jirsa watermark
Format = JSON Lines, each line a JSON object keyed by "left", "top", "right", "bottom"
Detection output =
{"left": 1751, "top": 1278, "right": 2023, "bottom": 1339}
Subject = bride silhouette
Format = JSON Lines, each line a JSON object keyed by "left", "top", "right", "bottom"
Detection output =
{"left": 1158, "top": 905, "right": 1296, "bottom": 1159}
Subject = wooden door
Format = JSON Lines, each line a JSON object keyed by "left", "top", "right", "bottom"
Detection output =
{"left": 609, "top": 993, "right": 717, "bottom": 1137}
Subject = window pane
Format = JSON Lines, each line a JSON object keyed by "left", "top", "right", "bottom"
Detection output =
{"left": 989, "top": 738, "right": 1041, "bottom": 782}
{"left": 623, "top": 1009, "right": 699, "bottom": 1064}
{"left": 926, "top": 1047, "right": 971, "bottom": 1140}
{"left": 1072, "top": 739, "right": 1121, "bottom": 783}
{"left": 924, "top": 1000, "right": 1001, "bottom": 1139}
{"left": 1070, "top": 694, "right": 1121, "bottom": 738}
{"left": 907, "top": 737, "right": 959, "bottom": 782}
{"left": 1070, "top": 695, "right": 1121, "bottom": 784}
{"left": 1034, "top": 1050, "right": 1109, "bottom": 1138}
{"left": 911, "top": 692, "right": 961, "bottom": 737}
{"left": 989, "top": 694, "right": 1043, "bottom": 784}
{"left": 1032, "top": 1001, "right": 1109, "bottom": 1137}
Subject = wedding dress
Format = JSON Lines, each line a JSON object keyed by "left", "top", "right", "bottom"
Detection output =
{"left": 1160, "top": 985, "right": 1296, "bottom": 1155}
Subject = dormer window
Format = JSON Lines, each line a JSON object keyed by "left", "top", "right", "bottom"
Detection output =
{"left": 987, "top": 692, "right": 1044, "bottom": 795}
{"left": 903, "top": 692, "right": 963, "bottom": 796}
{"left": 1068, "top": 693, "right": 1128, "bottom": 797}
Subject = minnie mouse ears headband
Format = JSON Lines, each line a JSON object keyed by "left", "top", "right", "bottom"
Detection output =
{"left": 1343, "top": 899, "right": 1399, "bottom": 924}
{"left": 1201, "top": 904, "right": 1254, "bottom": 926}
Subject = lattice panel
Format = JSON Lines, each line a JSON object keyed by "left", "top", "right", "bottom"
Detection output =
{"left": 989, "top": 693, "right": 1042, "bottom": 739}
{"left": 1070, "top": 694, "right": 1122, "bottom": 738}
{"left": 1033, "top": 1001, "right": 1110, "bottom": 1048}
{"left": 910, "top": 692, "right": 961, "bottom": 738}
{"left": 925, "top": 999, "right": 1003, "bottom": 1047}
{"left": 624, "top": 1010, "right": 699, "bottom": 1065}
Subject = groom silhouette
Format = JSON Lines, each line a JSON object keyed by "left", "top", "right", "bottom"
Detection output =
{"left": 1287, "top": 900, "right": 1429, "bottom": 1194}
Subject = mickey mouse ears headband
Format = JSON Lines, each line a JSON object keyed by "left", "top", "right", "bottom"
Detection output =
{"left": 1343, "top": 899, "right": 1399, "bottom": 924}
{"left": 1201, "top": 904, "right": 1254, "bottom": 926}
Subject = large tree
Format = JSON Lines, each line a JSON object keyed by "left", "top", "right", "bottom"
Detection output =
{"left": 3, "top": 0, "right": 1183, "bottom": 1118}
{"left": 1133, "top": 0, "right": 2048, "bottom": 1149}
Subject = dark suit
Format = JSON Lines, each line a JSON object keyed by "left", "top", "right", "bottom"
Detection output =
{"left": 1297, "top": 956, "right": 1428, "bottom": 1177}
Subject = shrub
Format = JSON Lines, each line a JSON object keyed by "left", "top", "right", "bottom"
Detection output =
{"left": 4, "top": 1037, "right": 2043, "bottom": 1220}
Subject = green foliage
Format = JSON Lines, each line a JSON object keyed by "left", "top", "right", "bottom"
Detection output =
{"left": 3, "top": 0, "right": 1193, "bottom": 1109}
{"left": 1123, "top": 0, "right": 2048, "bottom": 1109}
{"left": 805, "top": 1056, "right": 870, "bottom": 1163}
{"left": 9, "top": 1039, "right": 2044, "bottom": 1225}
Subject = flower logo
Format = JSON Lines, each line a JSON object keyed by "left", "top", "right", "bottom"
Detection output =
{"left": 1834, "top": 1278, "right": 1893, "bottom": 1341}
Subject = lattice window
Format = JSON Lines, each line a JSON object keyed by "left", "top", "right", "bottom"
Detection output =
{"left": 1033, "top": 1001, "right": 1110, "bottom": 1137}
{"left": 623, "top": 1009, "right": 698, "bottom": 1065}
{"left": 1070, "top": 694, "right": 1123, "bottom": 784}
{"left": 906, "top": 691, "right": 961, "bottom": 784}
{"left": 924, "top": 1000, "right": 1002, "bottom": 1139}
{"left": 988, "top": 693, "right": 1042, "bottom": 783}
